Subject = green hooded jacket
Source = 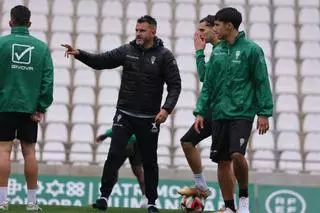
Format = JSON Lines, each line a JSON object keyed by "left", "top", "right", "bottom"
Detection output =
{"left": 0, "top": 26, "right": 54, "bottom": 113}
{"left": 194, "top": 31, "right": 273, "bottom": 120}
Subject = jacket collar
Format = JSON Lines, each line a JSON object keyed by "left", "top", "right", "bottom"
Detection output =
{"left": 11, "top": 26, "right": 30, "bottom": 35}
{"left": 130, "top": 36, "right": 164, "bottom": 51}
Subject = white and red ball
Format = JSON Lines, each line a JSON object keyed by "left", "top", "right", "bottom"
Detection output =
{"left": 181, "top": 195, "right": 204, "bottom": 213}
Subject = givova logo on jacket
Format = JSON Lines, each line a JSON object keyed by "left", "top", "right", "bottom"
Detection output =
{"left": 11, "top": 44, "right": 35, "bottom": 71}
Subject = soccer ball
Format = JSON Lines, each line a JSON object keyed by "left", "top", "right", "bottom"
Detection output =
{"left": 180, "top": 195, "right": 204, "bottom": 213}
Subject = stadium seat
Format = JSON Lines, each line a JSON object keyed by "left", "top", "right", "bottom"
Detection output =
{"left": 98, "top": 87, "right": 119, "bottom": 106}
{"left": 174, "top": 127, "right": 189, "bottom": 148}
{"left": 249, "top": 23, "right": 271, "bottom": 40}
{"left": 76, "top": 17, "right": 98, "bottom": 34}
{"left": 225, "top": 0, "right": 246, "bottom": 4}
{"left": 76, "top": 33, "right": 98, "bottom": 51}
{"left": 274, "top": 7, "right": 295, "bottom": 24}
{"left": 275, "top": 76, "right": 298, "bottom": 94}
{"left": 301, "top": 77, "right": 320, "bottom": 95}
{"left": 3, "top": 0, "right": 24, "bottom": 12}
{"left": 52, "top": 50, "right": 71, "bottom": 68}
{"left": 30, "top": 31, "right": 47, "bottom": 43}
{"left": 274, "top": 24, "right": 296, "bottom": 41}
{"left": 158, "top": 147, "right": 170, "bottom": 157}
{"left": 29, "top": 14, "right": 48, "bottom": 32}
{"left": 249, "top": 6, "right": 270, "bottom": 23}
{"left": 305, "top": 152, "right": 320, "bottom": 174}
{"left": 72, "top": 87, "right": 95, "bottom": 105}
{"left": 70, "top": 143, "right": 93, "bottom": 165}
{"left": 176, "top": 3, "right": 196, "bottom": 21}
{"left": 99, "top": 69, "right": 121, "bottom": 88}
{"left": 302, "top": 96, "right": 320, "bottom": 113}
{"left": 275, "top": 59, "right": 297, "bottom": 76}
{"left": 101, "top": 1, "right": 123, "bottom": 18}
{"left": 173, "top": 156, "right": 189, "bottom": 169}
{"left": 175, "top": 21, "right": 195, "bottom": 37}
{"left": 51, "top": 16, "right": 73, "bottom": 33}
{"left": 42, "top": 142, "right": 66, "bottom": 164}
{"left": 156, "top": 20, "right": 172, "bottom": 37}
{"left": 175, "top": 38, "right": 194, "bottom": 55}
{"left": 304, "top": 133, "right": 320, "bottom": 152}
{"left": 300, "top": 25, "right": 320, "bottom": 41}
{"left": 273, "top": 0, "right": 294, "bottom": 6}
{"left": 176, "top": 55, "right": 196, "bottom": 73}
{"left": 303, "top": 114, "right": 320, "bottom": 132}
{"left": 253, "top": 40, "right": 271, "bottom": 57}
{"left": 251, "top": 150, "right": 276, "bottom": 172}
{"left": 53, "top": 86, "right": 69, "bottom": 105}
{"left": 50, "top": 32, "right": 72, "bottom": 50}
{"left": 158, "top": 127, "right": 172, "bottom": 147}
{"left": 158, "top": 157, "right": 171, "bottom": 169}
{"left": 180, "top": 73, "right": 197, "bottom": 90}
{"left": 101, "top": 18, "right": 123, "bottom": 35}
{"left": 301, "top": 59, "right": 320, "bottom": 76}
{"left": 52, "top": 0, "right": 73, "bottom": 16}
{"left": 176, "top": 91, "right": 197, "bottom": 108}
{"left": 126, "top": 2, "right": 147, "bottom": 19}
{"left": 275, "top": 41, "right": 296, "bottom": 58}
{"left": 298, "top": 0, "right": 319, "bottom": 7}
{"left": 100, "top": 35, "right": 122, "bottom": 52}
{"left": 74, "top": 69, "right": 96, "bottom": 87}
{"left": 300, "top": 42, "right": 320, "bottom": 59}
{"left": 279, "top": 151, "right": 303, "bottom": 173}
{"left": 151, "top": 3, "right": 172, "bottom": 20}
{"left": 199, "top": 4, "right": 220, "bottom": 18}
{"left": 45, "top": 104, "right": 69, "bottom": 123}
{"left": 276, "top": 113, "right": 299, "bottom": 131}
{"left": 299, "top": 8, "right": 320, "bottom": 24}
{"left": 45, "top": 123, "right": 68, "bottom": 143}
{"left": 97, "top": 106, "right": 116, "bottom": 125}
{"left": 28, "top": 0, "right": 49, "bottom": 14}
{"left": 96, "top": 141, "right": 110, "bottom": 164}
{"left": 1, "top": 12, "right": 10, "bottom": 31}
{"left": 77, "top": 0, "right": 98, "bottom": 17}
{"left": 251, "top": 131, "right": 275, "bottom": 150}
{"left": 38, "top": 126, "right": 43, "bottom": 142}
{"left": 276, "top": 95, "right": 298, "bottom": 113}
{"left": 174, "top": 109, "right": 195, "bottom": 128}
{"left": 277, "top": 132, "right": 300, "bottom": 151}
{"left": 71, "top": 105, "right": 94, "bottom": 124}
{"left": 160, "top": 36, "right": 172, "bottom": 50}
{"left": 71, "top": 124, "right": 94, "bottom": 143}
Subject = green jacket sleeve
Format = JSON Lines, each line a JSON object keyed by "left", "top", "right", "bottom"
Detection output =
{"left": 128, "top": 134, "right": 136, "bottom": 145}
{"left": 37, "top": 48, "right": 53, "bottom": 113}
{"left": 105, "top": 128, "right": 112, "bottom": 137}
{"left": 193, "top": 65, "right": 213, "bottom": 117}
{"left": 195, "top": 49, "right": 206, "bottom": 82}
{"left": 251, "top": 46, "right": 273, "bottom": 117}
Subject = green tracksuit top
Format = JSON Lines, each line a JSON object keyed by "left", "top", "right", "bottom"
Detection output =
{"left": 195, "top": 44, "right": 218, "bottom": 119}
{"left": 105, "top": 128, "right": 137, "bottom": 145}
{"left": 194, "top": 31, "right": 273, "bottom": 120}
{"left": 0, "top": 26, "right": 54, "bottom": 113}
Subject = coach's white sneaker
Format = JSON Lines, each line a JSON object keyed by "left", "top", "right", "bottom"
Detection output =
{"left": 140, "top": 195, "right": 148, "bottom": 208}
{"left": 238, "top": 197, "right": 249, "bottom": 213}
{"left": 26, "top": 202, "right": 42, "bottom": 211}
{"left": 0, "top": 201, "right": 8, "bottom": 210}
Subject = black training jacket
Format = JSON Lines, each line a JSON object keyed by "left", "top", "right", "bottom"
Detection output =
{"left": 75, "top": 37, "right": 181, "bottom": 115}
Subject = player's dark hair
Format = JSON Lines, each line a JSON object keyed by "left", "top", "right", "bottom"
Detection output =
{"left": 215, "top": 7, "right": 242, "bottom": 30}
{"left": 10, "top": 5, "right": 31, "bottom": 26}
{"left": 137, "top": 15, "right": 157, "bottom": 28}
{"left": 200, "top": 15, "right": 215, "bottom": 26}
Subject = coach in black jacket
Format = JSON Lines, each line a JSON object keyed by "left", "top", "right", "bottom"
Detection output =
{"left": 62, "top": 15, "right": 181, "bottom": 213}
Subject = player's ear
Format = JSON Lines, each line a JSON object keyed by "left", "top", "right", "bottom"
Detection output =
{"left": 27, "top": 21, "right": 31, "bottom": 28}
{"left": 9, "top": 20, "right": 13, "bottom": 27}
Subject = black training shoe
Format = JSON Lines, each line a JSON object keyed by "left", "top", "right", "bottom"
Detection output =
{"left": 92, "top": 198, "right": 108, "bottom": 211}
{"left": 148, "top": 205, "right": 159, "bottom": 213}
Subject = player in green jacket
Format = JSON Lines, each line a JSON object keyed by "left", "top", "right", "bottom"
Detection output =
{"left": 0, "top": 5, "right": 53, "bottom": 211}
{"left": 194, "top": 8, "right": 273, "bottom": 213}
{"left": 96, "top": 128, "right": 148, "bottom": 208}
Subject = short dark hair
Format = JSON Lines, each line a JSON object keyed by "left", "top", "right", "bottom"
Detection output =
{"left": 10, "top": 5, "right": 31, "bottom": 26}
{"left": 137, "top": 15, "right": 157, "bottom": 28}
{"left": 215, "top": 7, "right": 242, "bottom": 30}
{"left": 200, "top": 15, "right": 215, "bottom": 26}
